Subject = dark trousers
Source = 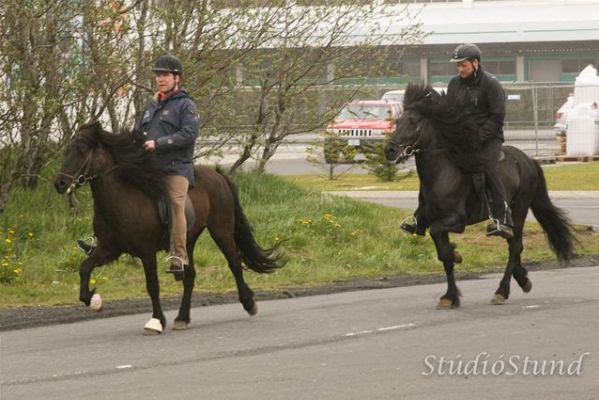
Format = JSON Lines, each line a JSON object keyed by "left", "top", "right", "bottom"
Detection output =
{"left": 480, "top": 138, "right": 509, "bottom": 223}
{"left": 412, "top": 138, "right": 510, "bottom": 227}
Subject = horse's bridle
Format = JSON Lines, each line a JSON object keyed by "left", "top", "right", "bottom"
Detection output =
{"left": 393, "top": 115, "right": 426, "bottom": 158}
{"left": 394, "top": 110, "right": 447, "bottom": 158}
{"left": 58, "top": 145, "right": 117, "bottom": 195}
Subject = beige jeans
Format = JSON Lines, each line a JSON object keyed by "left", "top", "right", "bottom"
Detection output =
{"left": 165, "top": 175, "right": 189, "bottom": 265}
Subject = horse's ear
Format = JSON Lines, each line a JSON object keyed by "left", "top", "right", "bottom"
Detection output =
{"left": 74, "top": 120, "right": 102, "bottom": 143}
{"left": 80, "top": 119, "right": 102, "bottom": 131}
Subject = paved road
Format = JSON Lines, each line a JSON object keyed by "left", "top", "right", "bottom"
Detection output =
{"left": 327, "top": 191, "right": 599, "bottom": 228}
{"left": 2, "top": 266, "right": 598, "bottom": 399}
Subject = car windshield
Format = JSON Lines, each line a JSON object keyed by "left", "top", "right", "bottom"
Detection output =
{"left": 382, "top": 92, "right": 404, "bottom": 103}
{"left": 339, "top": 104, "right": 393, "bottom": 120}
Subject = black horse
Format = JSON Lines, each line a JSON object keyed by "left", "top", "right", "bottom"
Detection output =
{"left": 54, "top": 121, "right": 283, "bottom": 334}
{"left": 384, "top": 83, "right": 576, "bottom": 308}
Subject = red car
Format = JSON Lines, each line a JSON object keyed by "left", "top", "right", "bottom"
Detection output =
{"left": 324, "top": 99, "right": 402, "bottom": 163}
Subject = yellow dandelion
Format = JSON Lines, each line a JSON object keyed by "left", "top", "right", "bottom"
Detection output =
{"left": 8, "top": 228, "right": 15, "bottom": 235}
{"left": 4, "top": 238, "right": 12, "bottom": 244}
{"left": 90, "top": 278, "right": 97, "bottom": 285}
{"left": 28, "top": 232, "right": 34, "bottom": 238}
{"left": 1, "top": 262, "right": 9, "bottom": 267}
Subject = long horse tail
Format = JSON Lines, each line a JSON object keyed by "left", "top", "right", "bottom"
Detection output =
{"left": 221, "top": 173, "right": 285, "bottom": 273}
{"left": 529, "top": 160, "right": 577, "bottom": 262}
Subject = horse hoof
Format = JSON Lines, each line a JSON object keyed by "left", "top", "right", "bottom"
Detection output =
{"left": 143, "top": 318, "right": 163, "bottom": 335}
{"left": 172, "top": 320, "right": 188, "bottom": 331}
{"left": 247, "top": 302, "right": 258, "bottom": 316}
{"left": 89, "top": 293, "right": 103, "bottom": 312}
{"left": 436, "top": 298, "right": 456, "bottom": 310}
{"left": 453, "top": 250, "right": 463, "bottom": 264}
{"left": 491, "top": 294, "right": 507, "bottom": 305}
{"left": 522, "top": 280, "right": 532, "bottom": 293}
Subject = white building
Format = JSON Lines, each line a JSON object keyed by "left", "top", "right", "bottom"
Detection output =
{"left": 375, "top": 0, "right": 599, "bottom": 84}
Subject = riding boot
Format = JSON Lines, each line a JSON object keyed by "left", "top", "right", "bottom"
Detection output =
{"left": 400, "top": 207, "right": 428, "bottom": 236}
{"left": 486, "top": 201, "right": 514, "bottom": 239}
{"left": 77, "top": 236, "right": 97, "bottom": 256}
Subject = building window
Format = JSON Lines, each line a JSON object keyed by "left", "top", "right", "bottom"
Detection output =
{"left": 430, "top": 61, "right": 454, "bottom": 77}
{"left": 562, "top": 58, "right": 599, "bottom": 74}
{"left": 484, "top": 60, "right": 516, "bottom": 76}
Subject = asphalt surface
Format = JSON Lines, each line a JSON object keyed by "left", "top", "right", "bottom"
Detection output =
{"left": 326, "top": 190, "right": 599, "bottom": 228}
{"left": 2, "top": 130, "right": 597, "bottom": 399}
{"left": 2, "top": 265, "right": 598, "bottom": 399}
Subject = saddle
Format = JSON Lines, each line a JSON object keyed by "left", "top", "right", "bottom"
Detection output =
{"left": 157, "top": 195, "right": 196, "bottom": 232}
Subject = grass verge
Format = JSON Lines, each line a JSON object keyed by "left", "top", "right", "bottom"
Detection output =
{"left": 286, "top": 162, "right": 599, "bottom": 192}
{"left": 1, "top": 164, "right": 598, "bottom": 308}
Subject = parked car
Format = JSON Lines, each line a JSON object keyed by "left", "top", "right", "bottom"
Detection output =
{"left": 380, "top": 86, "right": 446, "bottom": 105}
{"left": 381, "top": 89, "right": 405, "bottom": 104}
{"left": 554, "top": 95, "right": 574, "bottom": 135}
{"left": 324, "top": 99, "right": 402, "bottom": 164}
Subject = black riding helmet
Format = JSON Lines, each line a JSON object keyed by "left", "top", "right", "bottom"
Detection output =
{"left": 151, "top": 54, "right": 183, "bottom": 75}
{"left": 450, "top": 43, "right": 482, "bottom": 63}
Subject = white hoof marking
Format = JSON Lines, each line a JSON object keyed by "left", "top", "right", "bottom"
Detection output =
{"left": 143, "top": 318, "right": 163, "bottom": 335}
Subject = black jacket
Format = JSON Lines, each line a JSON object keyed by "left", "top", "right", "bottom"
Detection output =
{"left": 136, "top": 89, "right": 199, "bottom": 185}
{"left": 447, "top": 66, "right": 506, "bottom": 143}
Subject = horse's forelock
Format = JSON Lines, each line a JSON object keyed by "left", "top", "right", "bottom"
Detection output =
{"left": 74, "top": 120, "right": 104, "bottom": 146}
{"left": 403, "top": 83, "right": 435, "bottom": 107}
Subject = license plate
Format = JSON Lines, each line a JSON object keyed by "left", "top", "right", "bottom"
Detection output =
{"left": 348, "top": 139, "right": 360, "bottom": 146}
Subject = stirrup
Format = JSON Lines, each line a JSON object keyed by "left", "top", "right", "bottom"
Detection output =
{"left": 165, "top": 255, "right": 186, "bottom": 273}
{"left": 486, "top": 219, "right": 513, "bottom": 239}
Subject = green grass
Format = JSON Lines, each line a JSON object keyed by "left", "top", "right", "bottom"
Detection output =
{"left": 1, "top": 162, "right": 598, "bottom": 308}
{"left": 287, "top": 162, "right": 599, "bottom": 192}
{"left": 541, "top": 162, "right": 599, "bottom": 190}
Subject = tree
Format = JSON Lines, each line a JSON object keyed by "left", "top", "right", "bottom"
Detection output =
{"left": 0, "top": 0, "right": 426, "bottom": 212}
{"left": 225, "top": 1, "right": 425, "bottom": 173}
{"left": 0, "top": 0, "right": 81, "bottom": 211}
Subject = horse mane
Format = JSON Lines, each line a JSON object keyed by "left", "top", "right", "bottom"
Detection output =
{"left": 78, "top": 121, "right": 167, "bottom": 200}
{"left": 403, "top": 83, "right": 482, "bottom": 172}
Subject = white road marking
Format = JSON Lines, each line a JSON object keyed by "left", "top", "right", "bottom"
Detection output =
{"left": 345, "top": 323, "right": 416, "bottom": 337}
{"left": 116, "top": 365, "right": 132, "bottom": 369}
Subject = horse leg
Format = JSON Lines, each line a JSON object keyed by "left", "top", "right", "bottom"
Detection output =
{"left": 174, "top": 240, "right": 199, "bottom": 330}
{"left": 511, "top": 229, "right": 532, "bottom": 294}
{"left": 493, "top": 215, "right": 530, "bottom": 305}
{"left": 210, "top": 227, "right": 257, "bottom": 316}
{"left": 431, "top": 231, "right": 461, "bottom": 309}
{"left": 141, "top": 255, "right": 166, "bottom": 335}
{"left": 78, "top": 247, "right": 118, "bottom": 307}
{"left": 79, "top": 257, "right": 97, "bottom": 307}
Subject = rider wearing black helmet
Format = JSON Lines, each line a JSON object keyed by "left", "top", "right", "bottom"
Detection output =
{"left": 401, "top": 43, "right": 513, "bottom": 239}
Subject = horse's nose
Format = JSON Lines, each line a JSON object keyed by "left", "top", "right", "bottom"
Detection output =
{"left": 384, "top": 142, "right": 398, "bottom": 161}
{"left": 54, "top": 178, "right": 67, "bottom": 193}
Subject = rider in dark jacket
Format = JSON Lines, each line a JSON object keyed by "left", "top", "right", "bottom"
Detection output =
{"left": 78, "top": 55, "right": 201, "bottom": 271}
{"left": 138, "top": 54, "right": 199, "bottom": 273}
{"left": 401, "top": 43, "right": 514, "bottom": 239}
{"left": 136, "top": 85, "right": 198, "bottom": 187}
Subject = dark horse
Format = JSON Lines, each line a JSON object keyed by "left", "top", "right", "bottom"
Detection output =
{"left": 54, "top": 121, "right": 283, "bottom": 333}
{"left": 384, "top": 83, "right": 576, "bottom": 308}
